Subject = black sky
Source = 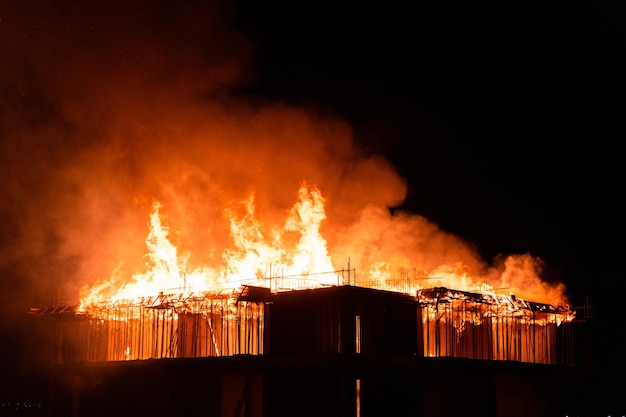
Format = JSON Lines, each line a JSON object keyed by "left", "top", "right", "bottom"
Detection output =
{"left": 1, "top": 0, "right": 625, "bottom": 394}
{"left": 234, "top": 0, "right": 626, "bottom": 371}
{"left": 235, "top": 1, "right": 625, "bottom": 297}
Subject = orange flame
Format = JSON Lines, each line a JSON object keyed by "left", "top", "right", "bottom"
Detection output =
{"left": 79, "top": 182, "right": 570, "bottom": 310}
{"left": 79, "top": 182, "right": 338, "bottom": 308}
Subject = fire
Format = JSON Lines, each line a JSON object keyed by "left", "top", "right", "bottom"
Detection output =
{"left": 79, "top": 182, "right": 570, "bottom": 311}
{"left": 79, "top": 182, "right": 337, "bottom": 309}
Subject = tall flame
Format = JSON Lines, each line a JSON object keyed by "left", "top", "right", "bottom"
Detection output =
{"left": 80, "top": 182, "right": 338, "bottom": 308}
{"left": 80, "top": 181, "right": 569, "bottom": 310}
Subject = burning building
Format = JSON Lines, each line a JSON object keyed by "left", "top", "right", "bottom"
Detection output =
{"left": 28, "top": 281, "right": 574, "bottom": 366}
{"left": 23, "top": 184, "right": 584, "bottom": 417}
{"left": 27, "top": 279, "right": 581, "bottom": 417}
{"left": 29, "top": 185, "right": 575, "bottom": 366}
{"left": 1, "top": 2, "right": 604, "bottom": 415}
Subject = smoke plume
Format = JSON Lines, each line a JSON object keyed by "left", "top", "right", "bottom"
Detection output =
{"left": 0, "top": 0, "right": 567, "bottom": 322}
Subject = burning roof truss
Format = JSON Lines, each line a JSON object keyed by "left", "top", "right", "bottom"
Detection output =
{"left": 417, "top": 287, "right": 574, "bottom": 364}
{"left": 28, "top": 284, "right": 574, "bottom": 366}
{"left": 29, "top": 288, "right": 265, "bottom": 363}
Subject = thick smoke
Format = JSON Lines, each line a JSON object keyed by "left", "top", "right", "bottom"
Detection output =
{"left": 0, "top": 0, "right": 567, "bottom": 327}
{"left": 0, "top": 0, "right": 405, "bottom": 306}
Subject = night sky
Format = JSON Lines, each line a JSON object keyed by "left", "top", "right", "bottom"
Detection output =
{"left": 235, "top": 0, "right": 626, "bottom": 367}
{"left": 237, "top": 0, "right": 625, "bottom": 298}
{"left": 1, "top": 0, "right": 625, "bottom": 403}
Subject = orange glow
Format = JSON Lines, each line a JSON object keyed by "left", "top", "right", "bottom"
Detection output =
{"left": 79, "top": 182, "right": 571, "bottom": 312}
{"left": 79, "top": 182, "right": 338, "bottom": 309}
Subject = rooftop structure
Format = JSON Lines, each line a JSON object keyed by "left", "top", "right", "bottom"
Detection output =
{"left": 28, "top": 281, "right": 575, "bottom": 366}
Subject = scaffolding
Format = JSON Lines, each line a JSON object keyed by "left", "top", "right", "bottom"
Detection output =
{"left": 28, "top": 283, "right": 574, "bottom": 366}
{"left": 29, "top": 287, "right": 268, "bottom": 364}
